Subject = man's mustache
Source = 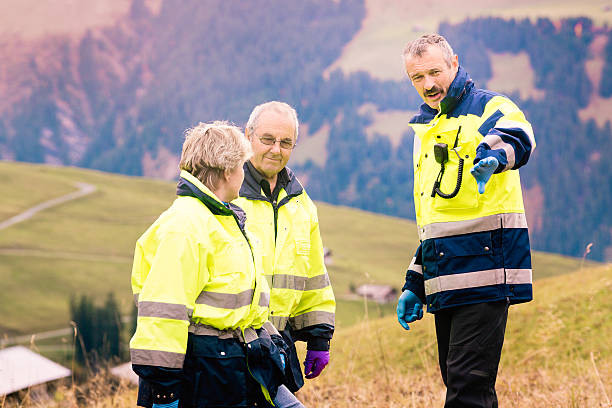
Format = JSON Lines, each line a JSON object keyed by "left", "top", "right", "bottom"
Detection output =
{"left": 425, "top": 87, "right": 443, "bottom": 96}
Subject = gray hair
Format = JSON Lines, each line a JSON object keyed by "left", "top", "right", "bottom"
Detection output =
{"left": 403, "top": 34, "right": 455, "bottom": 67}
{"left": 246, "top": 101, "right": 299, "bottom": 140}
{"left": 179, "top": 121, "right": 252, "bottom": 190}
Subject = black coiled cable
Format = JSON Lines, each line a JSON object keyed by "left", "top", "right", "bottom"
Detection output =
{"left": 431, "top": 156, "right": 464, "bottom": 198}
{"left": 431, "top": 126, "right": 463, "bottom": 199}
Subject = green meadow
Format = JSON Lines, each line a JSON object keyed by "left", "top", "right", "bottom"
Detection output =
{"left": 1, "top": 161, "right": 609, "bottom": 407}
{"left": 0, "top": 161, "right": 594, "bottom": 338}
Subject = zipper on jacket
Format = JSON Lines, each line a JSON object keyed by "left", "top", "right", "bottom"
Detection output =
{"left": 272, "top": 199, "right": 279, "bottom": 239}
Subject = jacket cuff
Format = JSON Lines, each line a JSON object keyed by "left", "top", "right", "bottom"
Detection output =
{"left": 402, "top": 270, "right": 425, "bottom": 303}
{"left": 474, "top": 144, "right": 508, "bottom": 173}
{"left": 306, "top": 337, "right": 330, "bottom": 351}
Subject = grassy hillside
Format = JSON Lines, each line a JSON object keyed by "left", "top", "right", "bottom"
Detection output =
{"left": 4, "top": 264, "right": 610, "bottom": 407}
{"left": 294, "top": 264, "right": 612, "bottom": 407}
{"left": 0, "top": 161, "right": 175, "bottom": 336}
{"left": 0, "top": 161, "right": 594, "bottom": 339}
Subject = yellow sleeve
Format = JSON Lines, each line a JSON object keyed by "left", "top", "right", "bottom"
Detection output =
{"left": 130, "top": 231, "right": 206, "bottom": 368}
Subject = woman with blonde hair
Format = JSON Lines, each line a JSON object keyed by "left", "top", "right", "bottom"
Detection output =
{"left": 130, "top": 121, "right": 302, "bottom": 407}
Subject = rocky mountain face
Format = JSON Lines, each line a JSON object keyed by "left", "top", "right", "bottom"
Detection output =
{"left": 0, "top": 0, "right": 365, "bottom": 177}
{"left": 0, "top": 1, "right": 162, "bottom": 174}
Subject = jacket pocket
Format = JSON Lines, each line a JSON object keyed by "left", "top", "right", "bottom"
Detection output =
{"left": 187, "top": 335, "right": 248, "bottom": 407}
{"left": 424, "top": 127, "right": 481, "bottom": 211}
{"left": 433, "top": 232, "right": 497, "bottom": 276}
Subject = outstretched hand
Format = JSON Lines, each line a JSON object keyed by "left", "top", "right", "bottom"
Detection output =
{"left": 470, "top": 157, "right": 499, "bottom": 194}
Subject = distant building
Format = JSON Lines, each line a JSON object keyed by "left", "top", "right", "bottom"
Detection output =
{"left": 355, "top": 284, "right": 398, "bottom": 304}
{"left": 110, "top": 361, "right": 139, "bottom": 385}
{"left": 0, "top": 346, "right": 71, "bottom": 397}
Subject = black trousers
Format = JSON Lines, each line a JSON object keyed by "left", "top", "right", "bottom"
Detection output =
{"left": 434, "top": 300, "right": 509, "bottom": 408}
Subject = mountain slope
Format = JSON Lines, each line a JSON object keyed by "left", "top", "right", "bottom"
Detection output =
{"left": 0, "top": 161, "right": 594, "bottom": 337}
{"left": 1, "top": 1, "right": 611, "bottom": 262}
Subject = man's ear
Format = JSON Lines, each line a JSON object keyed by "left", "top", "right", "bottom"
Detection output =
{"left": 452, "top": 54, "right": 459, "bottom": 73}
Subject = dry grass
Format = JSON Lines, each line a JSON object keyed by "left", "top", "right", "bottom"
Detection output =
{"left": 3, "top": 263, "right": 611, "bottom": 408}
{"left": 293, "top": 264, "right": 612, "bottom": 407}
{"left": 3, "top": 360, "right": 608, "bottom": 408}
{"left": 0, "top": 373, "right": 137, "bottom": 408}
{"left": 295, "top": 349, "right": 612, "bottom": 407}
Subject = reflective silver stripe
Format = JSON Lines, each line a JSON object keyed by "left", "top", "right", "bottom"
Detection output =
{"left": 501, "top": 213, "right": 528, "bottom": 229}
{"left": 130, "top": 348, "right": 185, "bottom": 368}
{"left": 271, "top": 274, "right": 331, "bottom": 291}
{"left": 138, "top": 301, "right": 189, "bottom": 321}
{"left": 243, "top": 327, "right": 258, "bottom": 343}
{"left": 262, "top": 321, "right": 280, "bottom": 336}
{"left": 506, "top": 268, "right": 532, "bottom": 284}
{"left": 133, "top": 293, "right": 139, "bottom": 306}
{"left": 419, "top": 213, "right": 527, "bottom": 240}
{"left": 408, "top": 257, "right": 423, "bottom": 275}
{"left": 188, "top": 324, "right": 241, "bottom": 339}
{"left": 291, "top": 311, "right": 335, "bottom": 330}
{"left": 304, "top": 274, "right": 331, "bottom": 290}
{"left": 496, "top": 119, "right": 536, "bottom": 151}
{"left": 425, "top": 269, "right": 505, "bottom": 296}
{"left": 482, "top": 134, "right": 515, "bottom": 170}
{"left": 188, "top": 324, "right": 258, "bottom": 343}
{"left": 196, "top": 289, "right": 254, "bottom": 309}
{"left": 269, "top": 315, "right": 290, "bottom": 330}
{"left": 273, "top": 274, "right": 306, "bottom": 290}
{"left": 259, "top": 292, "right": 270, "bottom": 307}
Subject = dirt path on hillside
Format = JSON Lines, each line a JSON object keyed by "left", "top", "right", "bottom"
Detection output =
{"left": 0, "top": 182, "right": 96, "bottom": 230}
{"left": 0, "top": 248, "right": 131, "bottom": 263}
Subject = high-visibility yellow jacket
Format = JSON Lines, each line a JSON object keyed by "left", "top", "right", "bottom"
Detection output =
{"left": 130, "top": 171, "right": 275, "bottom": 405}
{"left": 234, "top": 165, "right": 335, "bottom": 343}
{"left": 403, "top": 66, "right": 535, "bottom": 312}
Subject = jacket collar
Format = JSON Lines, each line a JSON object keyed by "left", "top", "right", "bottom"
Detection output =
{"left": 409, "top": 66, "right": 473, "bottom": 123}
{"left": 439, "top": 65, "right": 473, "bottom": 115}
{"left": 239, "top": 162, "right": 303, "bottom": 203}
{"left": 176, "top": 170, "right": 247, "bottom": 228}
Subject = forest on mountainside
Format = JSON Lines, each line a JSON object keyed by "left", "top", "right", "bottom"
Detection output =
{"left": 0, "top": 0, "right": 610, "bottom": 260}
{"left": 299, "top": 16, "right": 612, "bottom": 260}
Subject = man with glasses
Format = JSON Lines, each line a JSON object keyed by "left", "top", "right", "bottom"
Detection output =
{"left": 234, "top": 101, "right": 336, "bottom": 396}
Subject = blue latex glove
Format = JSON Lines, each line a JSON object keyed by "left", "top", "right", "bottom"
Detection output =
{"left": 396, "top": 290, "right": 423, "bottom": 331}
{"left": 280, "top": 352, "right": 286, "bottom": 371}
{"left": 470, "top": 156, "right": 499, "bottom": 194}
{"left": 303, "top": 350, "right": 330, "bottom": 379}
{"left": 152, "top": 401, "right": 179, "bottom": 408}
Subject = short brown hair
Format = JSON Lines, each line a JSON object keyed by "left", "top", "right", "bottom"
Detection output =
{"left": 179, "top": 121, "right": 252, "bottom": 189}
{"left": 403, "top": 34, "right": 455, "bottom": 67}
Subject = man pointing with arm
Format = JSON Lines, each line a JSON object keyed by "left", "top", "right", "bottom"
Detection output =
{"left": 397, "top": 34, "right": 535, "bottom": 408}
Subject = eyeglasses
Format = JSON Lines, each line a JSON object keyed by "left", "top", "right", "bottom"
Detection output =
{"left": 257, "top": 135, "right": 296, "bottom": 150}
